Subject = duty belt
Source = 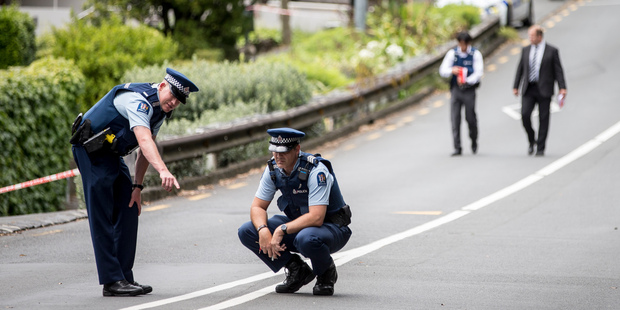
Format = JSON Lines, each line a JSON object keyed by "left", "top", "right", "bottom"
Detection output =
{"left": 324, "top": 205, "right": 352, "bottom": 227}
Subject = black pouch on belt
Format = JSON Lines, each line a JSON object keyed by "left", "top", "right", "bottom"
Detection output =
{"left": 82, "top": 127, "right": 113, "bottom": 154}
{"left": 70, "top": 117, "right": 92, "bottom": 145}
{"left": 326, "top": 205, "right": 352, "bottom": 227}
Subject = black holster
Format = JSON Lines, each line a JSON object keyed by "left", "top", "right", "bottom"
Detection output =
{"left": 325, "top": 205, "right": 352, "bottom": 227}
{"left": 82, "top": 127, "right": 112, "bottom": 154}
{"left": 70, "top": 117, "right": 92, "bottom": 145}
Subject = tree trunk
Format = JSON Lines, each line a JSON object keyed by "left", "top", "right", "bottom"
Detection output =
{"left": 281, "top": 0, "right": 291, "bottom": 45}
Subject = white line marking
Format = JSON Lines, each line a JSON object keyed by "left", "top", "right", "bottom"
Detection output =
{"left": 120, "top": 271, "right": 284, "bottom": 310}
{"left": 502, "top": 101, "right": 562, "bottom": 121}
{"left": 121, "top": 120, "right": 620, "bottom": 310}
{"left": 502, "top": 104, "right": 522, "bottom": 120}
{"left": 198, "top": 210, "right": 472, "bottom": 310}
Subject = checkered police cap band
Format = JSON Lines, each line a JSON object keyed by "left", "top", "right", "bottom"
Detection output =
{"left": 164, "top": 74, "right": 190, "bottom": 96}
{"left": 270, "top": 136, "right": 301, "bottom": 145}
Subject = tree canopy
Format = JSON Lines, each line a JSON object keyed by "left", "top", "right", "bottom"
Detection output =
{"left": 83, "top": 0, "right": 253, "bottom": 60}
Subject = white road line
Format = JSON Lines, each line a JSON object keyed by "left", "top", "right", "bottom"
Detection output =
{"left": 502, "top": 101, "right": 562, "bottom": 121}
{"left": 120, "top": 271, "right": 283, "bottom": 310}
{"left": 121, "top": 120, "right": 620, "bottom": 310}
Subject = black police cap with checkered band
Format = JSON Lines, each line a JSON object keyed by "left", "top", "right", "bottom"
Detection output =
{"left": 164, "top": 68, "right": 199, "bottom": 104}
{"left": 267, "top": 128, "right": 305, "bottom": 153}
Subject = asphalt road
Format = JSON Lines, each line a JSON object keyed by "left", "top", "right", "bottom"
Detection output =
{"left": 2, "top": 0, "right": 620, "bottom": 309}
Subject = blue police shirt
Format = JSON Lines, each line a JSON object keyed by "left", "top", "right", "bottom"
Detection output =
{"left": 112, "top": 84, "right": 165, "bottom": 136}
{"left": 256, "top": 155, "right": 334, "bottom": 207}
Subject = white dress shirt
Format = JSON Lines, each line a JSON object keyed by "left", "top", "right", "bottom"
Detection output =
{"left": 439, "top": 45, "right": 484, "bottom": 85}
{"left": 529, "top": 39, "right": 546, "bottom": 81}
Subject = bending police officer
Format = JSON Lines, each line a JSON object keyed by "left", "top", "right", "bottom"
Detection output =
{"left": 238, "top": 128, "right": 352, "bottom": 296}
{"left": 70, "top": 68, "right": 199, "bottom": 296}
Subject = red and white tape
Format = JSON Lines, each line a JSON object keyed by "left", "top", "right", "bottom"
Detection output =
{"left": 0, "top": 168, "right": 81, "bottom": 194}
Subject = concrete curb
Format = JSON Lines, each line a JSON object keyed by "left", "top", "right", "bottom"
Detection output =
{"left": 0, "top": 209, "right": 88, "bottom": 235}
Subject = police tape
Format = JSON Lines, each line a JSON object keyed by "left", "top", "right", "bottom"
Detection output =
{"left": 0, "top": 168, "right": 81, "bottom": 194}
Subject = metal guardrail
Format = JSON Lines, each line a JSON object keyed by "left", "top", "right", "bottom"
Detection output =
{"left": 116, "top": 16, "right": 504, "bottom": 202}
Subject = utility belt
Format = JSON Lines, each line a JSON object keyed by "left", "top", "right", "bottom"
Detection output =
{"left": 69, "top": 113, "right": 138, "bottom": 156}
{"left": 457, "top": 81, "right": 480, "bottom": 90}
{"left": 324, "top": 205, "right": 352, "bottom": 227}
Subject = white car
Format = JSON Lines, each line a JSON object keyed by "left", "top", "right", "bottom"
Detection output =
{"left": 435, "top": 0, "right": 534, "bottom": 28}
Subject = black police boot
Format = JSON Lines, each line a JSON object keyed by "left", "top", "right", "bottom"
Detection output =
{"left": 275, "top": 254, "right": 315, "bottom": 293}
{"left": 313, "top": 261, "right": 338, "bottom": 296}
{"left": 102, "top": 280, "right": 143, "bottom": 296}
{"left": 131, "top": 281, "right": 152, "bottom": 294}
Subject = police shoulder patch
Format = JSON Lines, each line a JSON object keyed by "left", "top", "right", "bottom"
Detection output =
{"left": 137, "top": 102, "right": 151, "bottom": 115}
{"left": 317, "top": 172, "right": 327, "bottom": 187}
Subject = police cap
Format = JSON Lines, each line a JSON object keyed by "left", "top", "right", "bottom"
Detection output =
{"left": 267, "top": 128, "right": 305, "bottom": 153}
{"left": 164, "top": 68, "right": 199, "bottom": 104}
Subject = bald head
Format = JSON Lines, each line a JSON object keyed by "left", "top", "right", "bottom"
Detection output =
{"left": 528, "top": 25, "right": 544, "bottom": 45}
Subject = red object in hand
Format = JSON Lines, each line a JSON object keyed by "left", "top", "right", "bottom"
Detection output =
{"left": 558, "top": 94, "right": 565, "bottom": 108}
{"left": 458, "top": 67, "right": 468, "bottom": 84}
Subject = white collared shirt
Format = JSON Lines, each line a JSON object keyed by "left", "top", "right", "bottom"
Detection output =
{"left": 439, "top": 45, "right": 484, "bottom": 85}
{"left": 529, "top": 40, "right": 546, "bottom": 78}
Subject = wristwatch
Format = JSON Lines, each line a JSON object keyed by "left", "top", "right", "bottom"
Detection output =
{"left": 280, "top": 224, "right": 288, "bottom": 235}
{"left": 132, "top": 184, "right": 144, "bottom": 191}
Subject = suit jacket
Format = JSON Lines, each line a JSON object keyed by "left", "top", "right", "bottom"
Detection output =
{"left": 513, "top": 43, "right": 567, "bottom": 98}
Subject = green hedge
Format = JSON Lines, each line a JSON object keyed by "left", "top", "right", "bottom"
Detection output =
{"left": 0, "top": 5, "right": 36, "bottom": 69}
{"left": 38, "top": 16, "right": 178, "bottom": 112}
{"left": 0, "top": 57, "right": 85, "bottom": 216}
{"left": 122, "top": 60, "right": 313, "bottom": 137}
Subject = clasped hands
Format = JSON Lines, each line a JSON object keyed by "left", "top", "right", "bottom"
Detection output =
{"left": 258, "top": 226, "right": 287, "bottom": 261}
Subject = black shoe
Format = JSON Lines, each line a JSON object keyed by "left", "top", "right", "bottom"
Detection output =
{"left": 131, "top": 281, "right": 152, "bottom": 294}
{"left": 103, "top": 280, "right": 143, "bottom": 296}
{"left": 275, "top": 254, "right": 315, "bottom": 293}
{"left": 313, "top": 261, "right": 338, "bottom": 296}
{"left": 451, "top": 149, "right": 462, "bottom": 156}
{"left": 535, "top": 150, "right": 544, "bottom": 156}
{"left": 528, "top": 144, "right": 534, "bottom": 155}
{"left": 472, "top": 142, "right": 478, "bottom": 154}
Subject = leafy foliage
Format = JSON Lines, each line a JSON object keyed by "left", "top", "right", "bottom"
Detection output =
{"left": 82, "top": 0, "right": 253, "bottom": 60}
{"left": 0, "top": 5, "right": 36, "bottom": 69}
{"left": 256, "top": 2, "right": 480, "bottom": 93}
{"left": 0, "top": 58, "right": 85, "bottom": 216}
{"left": 39, "top": 16, "right": 178, "bottom": 112}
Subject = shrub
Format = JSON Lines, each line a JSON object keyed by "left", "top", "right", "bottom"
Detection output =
{"left": 0, "top": 5, "right": 36, "bottom": 69}
{"left": 0, "top": 57, "right": 85, "bottom": 216}
{"left": 122, "top": 60, "right": 313, "bottom": 137}
{"left": 39, "top": 16, "right": 178, "bottom": 112}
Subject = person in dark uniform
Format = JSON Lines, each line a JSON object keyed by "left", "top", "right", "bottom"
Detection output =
{"left": 439, "top": 31, "right": 484, "bottom": 156}
{"left": 513, "top": 25, "right": 567, "bottom": 156}
{"left": 238, "top": 128, "right": 352, "bottom": 296}
{"left": 71, "top": 68, "right": 199, "bottom": 296}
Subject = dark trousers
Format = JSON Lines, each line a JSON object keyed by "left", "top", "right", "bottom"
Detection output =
{"left": 72, "top": 146, "right": 138, "bottom": 285}
{"left": 238, "top": 215, "right": 352, "bottom": 276}
{"left": 450, "top": 87, "right": 478, "bottom": 150}
{"left": 521, "top": 83, "right": 552, "bottom": 151}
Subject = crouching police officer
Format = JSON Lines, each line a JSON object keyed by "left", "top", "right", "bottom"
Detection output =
{"left": 238, "top": 128, "right": 352, "bottom": 296}
{"left": 70, "top": 68, "right": 199, "bottom": 296}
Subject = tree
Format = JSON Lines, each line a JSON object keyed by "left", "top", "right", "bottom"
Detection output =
{"left": 0, "top": 5, "right": 36, "bottom": 69}
{"left": 40, "top": 16, "right": 178, "bottom": 110}
{"left": 83, "top": 0, "right": 253, "bottom": 60}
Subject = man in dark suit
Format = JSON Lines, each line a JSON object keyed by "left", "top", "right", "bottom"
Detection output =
{"left": 513, "top": 25, "right": 567, "bottom": 156}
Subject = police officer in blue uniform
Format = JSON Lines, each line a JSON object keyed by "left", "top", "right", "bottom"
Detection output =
{"left": 71, "top": 68, "right": 199, "bottom": 296}
{"left": 238, "top": 128, "right": 352, "bottom": 296}
{"left": 439, "top": 31, "right": 484, "bottom": 156}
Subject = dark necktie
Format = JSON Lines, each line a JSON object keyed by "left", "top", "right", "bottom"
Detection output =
{"left": 529, "top": 45, "right": 538, "bottom": 82}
